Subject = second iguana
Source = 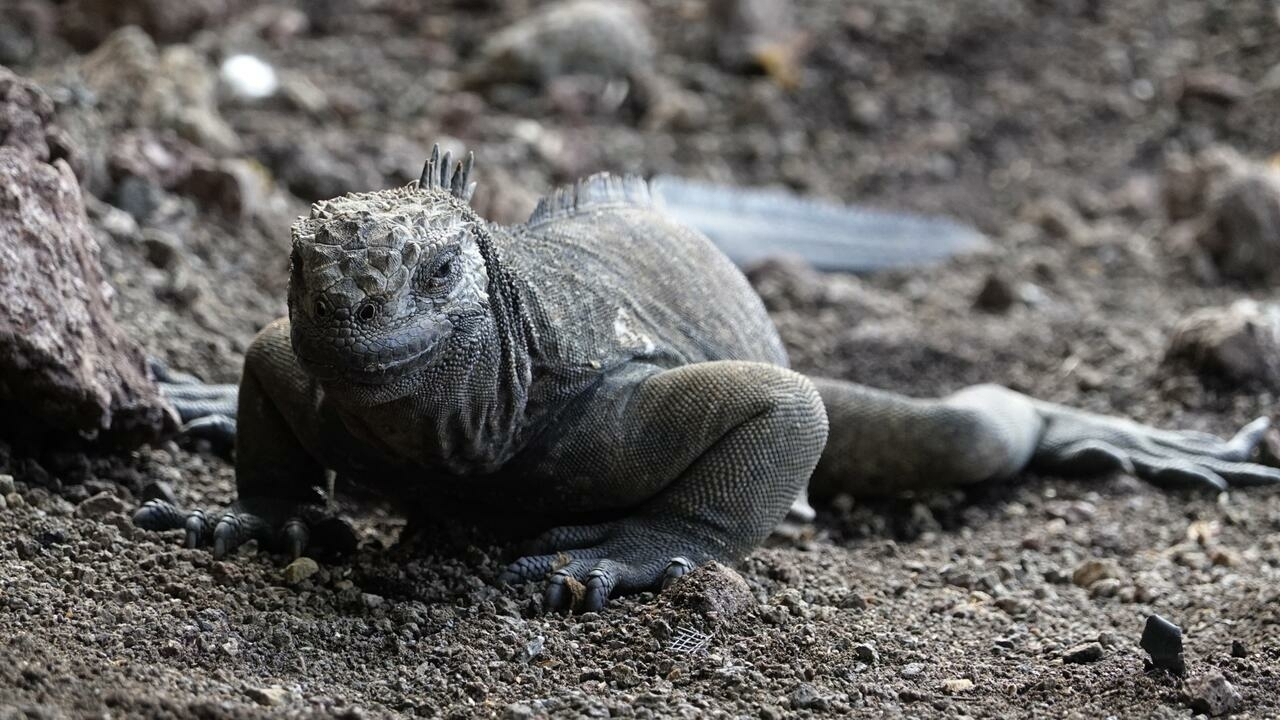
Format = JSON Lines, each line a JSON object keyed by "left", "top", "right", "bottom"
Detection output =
{"left": 137, "top": 146, "right": 1280, "bottom": 611}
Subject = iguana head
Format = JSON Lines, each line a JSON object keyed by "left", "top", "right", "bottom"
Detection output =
{"left": 286, "top": 147, "right": 492, "bottom": 399}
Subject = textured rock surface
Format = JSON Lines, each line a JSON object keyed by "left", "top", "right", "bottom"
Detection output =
{"left": 78, "top": 27, "right": 241, "bottom": 157}
{"left": 1165, "top": 148, "right": 1280, "bottom": 285}
{"left": 469, "top": 0, "right": 654, "bottom": 86}
{"left": 1167, "top": 300, "right": 1280, "bottom": 390}
{"left": 1185, "top": 672, "right": 1244, "bottom": 717}
{"left": 661, "top": 561, "right": 756, "bottom": 623}
{"left": 0, "top": 67, "right": 173, "bottom": 447}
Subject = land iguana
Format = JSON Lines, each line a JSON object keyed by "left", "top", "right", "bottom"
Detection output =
{"left": 137, "top": 146, "right": 1280, "bottom": 612}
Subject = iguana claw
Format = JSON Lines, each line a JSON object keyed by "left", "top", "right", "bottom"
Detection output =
{"left": 501, "top": 521, "right": 714, "bottom": 612}
{"left": 133, "top": 499, "right": 356, "bottom": 560}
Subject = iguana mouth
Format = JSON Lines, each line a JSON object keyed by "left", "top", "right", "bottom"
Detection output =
{"left": 298, "top": 345, "right": 435, "bottom": 385}
{"left": 290, "top": 321, "right": 447, "bottom": 386}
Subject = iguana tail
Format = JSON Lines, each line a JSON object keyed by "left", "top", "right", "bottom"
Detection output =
{"left": 649, "top": 176, "right": 990, "bottom": 272}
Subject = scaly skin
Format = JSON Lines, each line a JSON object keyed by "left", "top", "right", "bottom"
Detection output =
{"left": 137, "top": 147, "right": 1280, "bottom": 612}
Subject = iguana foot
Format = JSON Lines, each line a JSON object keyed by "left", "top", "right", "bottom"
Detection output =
{"left": 133, "top": 498, "right": 356, "bottom": 559}
{"left": 148, "top": 359, "right": 238, "bottom": 456}
{"left": 499, "top": 521, "right": 709, "bottom": 612}
{"left": 1034, "top": 410, "right": 1280, "bottom": 492}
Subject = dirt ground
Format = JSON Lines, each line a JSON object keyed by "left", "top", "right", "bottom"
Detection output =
{"left": 2, "top": 0, "right": 1280, "bottom": 717}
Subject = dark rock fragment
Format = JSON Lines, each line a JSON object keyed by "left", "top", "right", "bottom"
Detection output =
{"left": 973, "top": 272, "right": 1016, "bottom": 313}
{"left": 141, "top": 480, "right": 178, "bottom": 506}
{"left": 1140, "top": 614, "right": 1186, "bottom": 676}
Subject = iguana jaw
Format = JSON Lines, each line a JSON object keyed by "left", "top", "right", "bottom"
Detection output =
{"left": 289, "top": 316, "right": 451, "bottom": 387}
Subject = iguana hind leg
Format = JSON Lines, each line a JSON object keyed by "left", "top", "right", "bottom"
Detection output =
{"left": 809, "top": 378, "right": 1279, "bottom": 499}
{"left": 147, "top": 359, "right": 238, "bottom": 456}
{"left": 500, "top": 361, "right": 828, "bottom": 612}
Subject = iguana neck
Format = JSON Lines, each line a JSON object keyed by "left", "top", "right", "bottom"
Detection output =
{"left": 470, "top": 222, "right": 539, "bottom": 459}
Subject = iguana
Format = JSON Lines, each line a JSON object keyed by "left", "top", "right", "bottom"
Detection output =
{"left": 137, "top": 146, "right": 1280, "bottom": 612}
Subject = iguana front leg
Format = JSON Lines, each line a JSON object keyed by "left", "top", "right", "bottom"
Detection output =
{"left": 808, "top": 379, "right": 1279, "bottom": 499}
{"left": 501, "top": 361, "right": 828, "bottom": 612}
{"left": 135, "top": 320, "right": 356, "bottom": 557}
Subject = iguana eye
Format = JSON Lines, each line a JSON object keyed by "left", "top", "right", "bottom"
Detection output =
{"left": 433, "top": 260, "right": 453, "bottom": 279}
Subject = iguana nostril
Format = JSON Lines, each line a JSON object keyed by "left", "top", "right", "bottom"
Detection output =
{"left": 357, "top": 300, "right": 379, "bottom": 322}
{"left": 314, "top": 297, "right": 332, "bottom": 318}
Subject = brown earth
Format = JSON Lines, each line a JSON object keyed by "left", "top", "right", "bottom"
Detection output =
{"left": 1, "top": 0, "right": 1279, "bottom": 717}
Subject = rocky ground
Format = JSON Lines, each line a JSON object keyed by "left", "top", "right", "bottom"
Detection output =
{"left": 2, "top": 0, "right": 1280, "bottom": 717}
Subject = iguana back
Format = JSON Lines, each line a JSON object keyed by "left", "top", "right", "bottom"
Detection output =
{"left": 505, "top": 176, "right": 787, "bottom": 390}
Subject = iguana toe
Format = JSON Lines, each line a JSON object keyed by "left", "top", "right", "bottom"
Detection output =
{"left": 661, "top": 557, "right": 694, "bottom": 588}
{"left": 133, "top": 498, "right": 356, "bottom": 560}
{"left": 132, "top": 498, "right": 187, "bottom": 531}
{"left": 1035, "top": 410, "right": 1280, "bottom": 491}
{"left": 211, "top": 511, "right": 271, "bottom": 558}
{"left": 543, "top": 557, "right": 650, "bottom": 613}
{"left": 505, "top": 517, "right": 731, "bottom": 611}
{"left": 499, "top": 551, "right": 596, "bottom": 585}
{"left": 543, "top": 555, "right": 689, "bottom": 612}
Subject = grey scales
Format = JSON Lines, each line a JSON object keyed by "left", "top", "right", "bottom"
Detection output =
{"left": 137, "top": 145, "right": 1280, "bottom": 612}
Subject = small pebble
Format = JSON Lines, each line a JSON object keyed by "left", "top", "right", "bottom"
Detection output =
{"left": 1063, "top": 642, "right": 1104, "bottom": 664}
{"left": 853, "top": 643, "right": 879, "bottom": 664}
{"left": 973, "top": 273, "right": 1016, "bottom": 312}
{"left": 503, "top": 703, "right": 536, "bottom": 720}
{"left": 1088, "top": 577, "right": 1122, "bottom": 598}
{"left": 282, "top": 557, "right": 319, "bottom": 585}
{"left": 840, "top": 592, "right": 868, "bottom": 611}
{"left": 1072, "top": 559, "right": 1122, "bottom": 588}
{"left": 75, "top": 491, "right": 126, "bottom": 519}
{"left": 524, "top": 636, "right": 546, "bottom": 662}
{"left": 141, "top": 481, "right": 179, "bottom": 506}
{"left": 1167, "top": 300, "right": 1280, "bottom": 390}
{"left": 246, "top": 685, "right": 289, "bottom": 707}
{"left": 789, "top": 683, "right": 828, "bottom": 711}
{"left": 0, "top": 473, "right": 15, "bottom": 495}
{"left": 220, "top": 55, "right": 279, "bottom": 99}
{"left": 1185, "top": 672, "right": 1243, "bottom": 716}
{"left": 1231, "top": 640, "right": 1248, "bottom": 658}
{"left": 942, "top": 678, "right": 974, "bottom": 694}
